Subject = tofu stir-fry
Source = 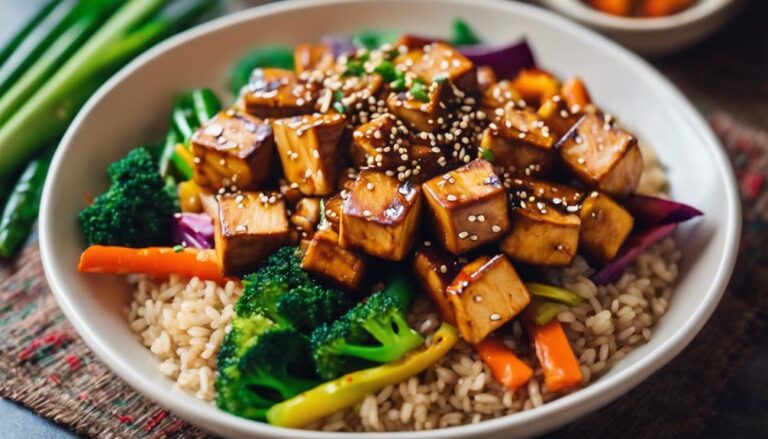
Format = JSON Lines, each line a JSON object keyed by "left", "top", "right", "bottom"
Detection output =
{"left": 77, "top": 22, "right": 702, "bottom": 430}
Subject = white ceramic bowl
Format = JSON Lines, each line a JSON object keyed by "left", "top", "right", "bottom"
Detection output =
{"left": 537, "top": 0, "right": 743, "bottom": 56}
{"left": 39, "top": 0, "right": 740, "bottom": 437}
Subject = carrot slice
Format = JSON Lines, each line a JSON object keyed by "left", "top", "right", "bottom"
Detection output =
{"left": 78, "top": 245, "right": 227, "bottom": 283}
{"left": 474, "top": 336, "right": 533, "bottom": 389}
{"left": 588, "top": 0, "right": 632, "bottom": 16}
{"left": 509, "top": 69, "right": 560, "bottom": 105}
{"left": 560, "top": 77, "right": 592, "bottom": 110}
{"left": 528, "top": 320, "right": 582, "bottom": 392}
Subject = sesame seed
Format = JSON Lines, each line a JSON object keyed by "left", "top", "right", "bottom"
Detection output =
{"left": 473, "top": 295, "right": 483, "bottom": 303}
{"left": 446, "top": 194, "right": 458, "bottom": 202}
{"left": 439, "top": 265, "right": 448, "bottom": 273}
{"left": 468, "top": 215, "right": 477, "bottom": 222}
{"left": 491, "top": 225, "right": 502, "bottom": 233}
{"left": 477, "top": 215, "right": 486, "bottom": 222}
{"left": 458, "top": 231, "right": 469, "bottom": 239}
{"left": 366, "top": 182, "right": 375, "bottom": 190}
{"left": 469, "top": 235, "right": 478, "bottom": 241}
{"left": 489, "top": 313, "right": 501, "bottom": 321}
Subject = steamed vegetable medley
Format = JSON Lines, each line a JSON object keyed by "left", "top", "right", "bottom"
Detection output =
{"left": 77, "top": 20, "right": 702, "bottom": 429}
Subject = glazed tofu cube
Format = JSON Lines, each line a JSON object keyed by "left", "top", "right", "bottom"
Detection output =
{"left": 387, "top": 81, "right": 447, "bottom": 132}
{"left": 191, "top": 111, "right": 273, "bottom": 190}
{"left": 476, "top": 66, "right": 498, "bottom": 93}
{"left": 242, "top": 68, "right": 314, "bottom": 118}
{"left": 558, "top": 112, "right": 643, "bottom": 197}
{"left": 507, "top": 177, "right": 585, "bottom": 213}
{"left": 350, "top": 115, "right": 406, "bottom": 169}
{"left": 214, "top": 192, "right": 290, "bottom": 275}
{"left": 412, "top": 245, "right": 461, "bottom": 324}
{"left": 294, "top": 43, "right": 334, "bottom": 74}
{"left": 481, "top": 80, "right": 522, "bottom": 112}
{"left": 500, "top": 201, "right": 581, "bottom": 267}
{"left": 278, "top": 178, "right": 303, "bottom": 207}
{"left": 446, "top": 254, "right": 530, "bottom": 344}
{"left": 339, "top": 170, "right": 422, "bottom": 261}
{"left": 322, "top": 194, "right": 343, "bottom": 233}
{"left": 272, "top": 113, "right": 346, "bottom": 196}
{"left": 396, "top": 42, "right": 477, "bottom": 93}
{"left": 480, "top": 108, "right": 554, "bottom": 177}
{"left": 290, "top": 197, "right": 321, "bottom": 234}
{"left": 422, "top": 159, "right": 509, "bottom": 255}
{"left": 301, "top": 228, "right": 367, "bottom": 290}
{"left": 408, "top": 143, "right": 445, "bottom": 183}
{"left": 537, "top": 95, "right": 583, "bottom": 139}
{"left": 579, "top": 191, "right": 634, "bottom": 262}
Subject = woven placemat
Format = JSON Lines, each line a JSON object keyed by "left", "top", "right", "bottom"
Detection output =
{"left": 1, "top": 111, "right": 765, "bottom": 438}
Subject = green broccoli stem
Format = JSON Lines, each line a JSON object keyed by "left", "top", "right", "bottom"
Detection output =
{"left": 244, "top": 367, "right": 319, "bottom": 401}
{"left": 335, "top": 313, "right": 424, "bottom": 363}
{"left": 381, "top": 274, "right": 416, "bottom": 310}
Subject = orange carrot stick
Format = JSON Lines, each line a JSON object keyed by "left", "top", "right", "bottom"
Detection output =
{"left": 509, "top": 68, "right": 560, "bottom": 105}
{"left": 78, "top": 245, "right": 228, "bottom": 283}
{"left": 560, "top": 77, "right": 592, "bottom": 110}
{"left": 528, "top": 320, "right": 582, "bottom": 392}
{"left": 474, "top": 336, "right": 533, "bottom": 389}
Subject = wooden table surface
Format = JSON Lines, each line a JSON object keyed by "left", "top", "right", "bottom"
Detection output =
{"left": 1, "top": 1, "right": 766, "bottom": 437}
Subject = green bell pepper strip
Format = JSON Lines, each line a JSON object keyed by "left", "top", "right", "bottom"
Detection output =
{"left": 0, "top": 150, "right": 53, "bottom": 258}
{"left": 191, "top": 88, "right": 221, "bottom": 125}
{"left": 524, "top": 299, "right": 567, "bottom": 326}
{"left": 525, "top": 283, "right": 583, "bottom": 307}
{"left": 266, "top": 323, "right": 458, "bottom": 428}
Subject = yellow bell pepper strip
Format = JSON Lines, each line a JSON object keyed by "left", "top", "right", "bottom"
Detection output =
{"left": 527, "top": 320, "right": 582, "bottom": 392}
{"left": 78, "top": 245, "right": 228, "bottom": 284}
{"left": 172, "top": 142, "right": 195, "bottom": 180}
{"left": 525, "top": 283, "right": 583, "bottom": 307}
{"left": 178, "top": 180, "right": 204, "bottom": 213}
{"left": 266, "top": 323, "right": 459, "bottom": 428}
{"left": 474, "top": 336, "right": 533, "bottom": 390}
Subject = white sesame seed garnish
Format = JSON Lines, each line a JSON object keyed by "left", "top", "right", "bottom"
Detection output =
{"left": 492, "top": 225, "right": 502, "bottom": 233}
{"left": 446, "top": 194, "right": 458, "bottom": 202}
{"left": 439, "top": 265, "right": 448, "bottom": 274}
{"left": 458, "top": 231, "right": 469, "bottom": 239}
{"left": 489, "top": 313, "right": 501, "bottom": 321}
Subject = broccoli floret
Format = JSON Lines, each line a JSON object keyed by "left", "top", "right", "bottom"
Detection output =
{"left": 310, "top": 276, "right": 425, "bottom": 380}
{"left": 236, "top": 247, "right": 351, "bottom": 334}
{"left": 79, "top": 147, "right": 177, "bottom": 247}
{"left": 215, "top": 314, "right": 318, "bottom": 420}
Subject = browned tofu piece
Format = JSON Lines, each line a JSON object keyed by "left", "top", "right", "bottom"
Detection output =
{"left": 396, "top": 42, "right": 477, "bottom": 93}
{"left": 507, "top": 177, "right": 585, "bottom": 214}
{"left": 481, "top": 80, "right": 522, "bottom": 112}
{"left": 242, "top": 68, "right": 314, "bottom": 118}
{"left": 412, "top": 245, "right": 460, "bottom": 324}
{"left": 422, "top": 159, "right": 509, "bottom": 255}
{"left": 579, "top": 191, "right": 634, "bottom": 262}
{"left": 476, "top": 66, "right": 498, "bottom": 93}
{"left": 301, "top": 228, "right": 367, "bottom": 290}
{"left": 272, "top": 113, "right": 346, "bottom": 196}
{"left": 290, "top": 197, "right": 321, "bottom": 234}
{"left": 336, "top": 167, "right": 358, "bottom": 192}
{"left": 191, "top": 111, "right": 273, "bottom": 190}
{"left": 538, "top": 95, "right": 583, "bottom": 140}
{"left": 480, "top": 108, "right": 554, "bottom": 177}
{"left": 214, "top": 192, "right": 290, "bottom": 276}
{"left": 500, "top": 201, "right": 581, "bottom": 267}
{"left": 387, "top": 81, "right": 447, "bottom": 132}
{"left": 446, "top": 254, "right": 530, "bottom": 343}
{"left": 339, "top": 170, "right": 422, "bottom": 261}
{"left": 408, "top": 143, "right": 445, "bottom": 183}
{"left": 294, "top": 43, "right": 334, "bottom": 74}
{"left": 323, "top": 194, "right": 343, "bottom": 233}
{"left": 557, "top": 112, "right": 643, "bottom": 197}
{"left": 393, "top": 34, "right": 443, "bottom": 50}
{"left": 350, "top": 115, "right": 407, "bottom": 169}
{"left": 278, "top": 178, "right": 303, "bottom": 207}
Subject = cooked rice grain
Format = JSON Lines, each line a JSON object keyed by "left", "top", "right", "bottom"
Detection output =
{"left": 127, "top": 275, "right": 242, "bottom": 401}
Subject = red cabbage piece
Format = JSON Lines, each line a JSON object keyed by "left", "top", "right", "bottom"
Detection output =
{"left": 624, "top": 195, "right": 703, "bottom": 227}
{"left": 320, "top": 34, "right": 356, "bottom": 58}
{"left": 172, "top": 212, "right": 214, "bottom": 249}
{"left": 459, "top": 39, "right": 536, "bottom": 79}
{"left": 591, "top": 223, "right": 677, "bottom": 285}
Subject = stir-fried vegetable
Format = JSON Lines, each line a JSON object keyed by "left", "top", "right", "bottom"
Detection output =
{"left": 267, "top": 323, "right": 458, "bottom": 428}
{"left": 528, "top": 320, "right": 582, "bottom": 392}
{"left": 171, "top": 212, "right": 214, "bottom": 249}
{"left": 525, "top": 300, "right": 567, "bottom": 326}
{"left": 79, "top": 147, "right": 177, "bottom": 248}
{"left": 78, "top": 245, "right": 227, "bottom": 282}
{"left": 591, "top": 223, "right": 677, "bottom": 285}
{"left": 449, "top": 18, "right": 481, "bottom": 46}
{"left": 0, "top": 150, "right": 52, "bottom": 257}
{"left": 474, "top": 336, "right": 533, "bottom": 389}
{"left": 526, "top": 283, "right": 583, "bottom": 307}
{"left": 311, "top": 276, "right": 424, "bottom": 379}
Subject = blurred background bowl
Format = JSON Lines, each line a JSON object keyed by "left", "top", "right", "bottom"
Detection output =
{"left": 537, "top": 0, "right": 744, "bottom": 56}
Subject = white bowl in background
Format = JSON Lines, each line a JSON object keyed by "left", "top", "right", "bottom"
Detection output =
{"left": 39, "top": 0, "right": 740, "bottom": 437}
{"left": 538, "top": 0, "right": 744, "bottom": 56}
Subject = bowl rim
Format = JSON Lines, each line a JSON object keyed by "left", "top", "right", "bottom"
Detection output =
{"left": 39, "top": 0, "right": 741, "bottom": 437}
{"left": 538, "top": 0, "right": 735, "bottom": 31}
